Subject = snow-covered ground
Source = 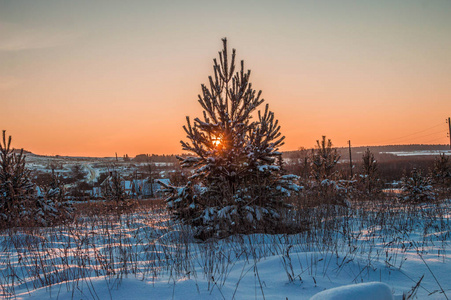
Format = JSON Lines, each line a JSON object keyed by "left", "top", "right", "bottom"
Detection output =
{"left": 24, "top": 154, "right": 176, "bottom": 185}
{"left": 381, "top": 150, "right": 451, "bottom": 157}
{"left": 83, "top": 163, "right": 100, "bottom": 183}
{"left": 25, "top": 154, "right": 115, "bottom": 179}
{"left": 1, "top": 200, "right": 450, "bottom": 300}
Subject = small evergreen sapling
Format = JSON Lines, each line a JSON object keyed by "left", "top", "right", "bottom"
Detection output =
{"left": 103, "top": 170, "right": 127, "bottom": 205}
{"left": 359, "top": 148, "right": 381, "bottom": 196}
{"left": 400, "top": 168, "right": 435, "bottom": 204}
{"left": 305, "top": 136, "right": 348, "bottom": 205}
{"left": 431, "top": 153, "right": 451, "bottom": 197}
{"left": 0, "top": 130, "right": 72, "bottom": 227}
{"left": 35, "top": 169, "right": 73, "bottom": 226}
{"left": 0, "top": 130, "right": 35, "bottom": 223}
{"left": 310, "top": 136, "right": 340, "bottom": 182}
{"left": 161, "top": 38, "right": 301, "bottom": 239}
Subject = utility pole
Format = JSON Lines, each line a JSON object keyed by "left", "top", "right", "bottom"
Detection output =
{"left": 448, "top": 117, "right": 451, "bottom": 150}
{"left": 348, "top": 140, "right": 353, "bottom": 179}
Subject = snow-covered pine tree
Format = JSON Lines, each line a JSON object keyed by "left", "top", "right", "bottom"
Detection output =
{"left": 36, "top": 168, "right": 73, "bottom": 226}
{"left": 0, "top": 130, "right": 72, "bottom": 227}
{"left": 359, "top": 148, "right": 381, "bottom": 196}
{"left": 161, "top": 38, "right": 301, "bottom": 239}
{"left": 310, "top": 136, "right": 340, "bottom": 182}
{"left": 0, "top": 130, "right": 35, "bottom": 224}
{"left": 104, "top": 170, "right": 127, "bottom": 205}
{"left": 431, "top": 153, "right": 451, "bottom": 197}
{"left": 400, "top": 168, "right": 435, "bottom": 204}
{"left": 306, "top": 136, "right": 348, "bottom": 205}
{"left": 42, "top": 169, "right": 66, "bottom": 201}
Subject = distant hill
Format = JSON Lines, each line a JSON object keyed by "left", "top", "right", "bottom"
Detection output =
{"left": 283, "top": 144, "right": 450, "bottom": 162}
{"left": 12, "top": 149, "right": 33, "bottom": 155}
{"left": 21, "top": 144, "right": 451, "bottom": 161}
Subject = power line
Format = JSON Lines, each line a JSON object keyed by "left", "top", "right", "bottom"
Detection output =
{"left": 378, "top": 122, "right": 445, "bottom": 144}
{"left": 423, "top": 136, "right": 448, "bottom": 144}
{"left": 332, "top": 121, "right": 448, "bottom": 148}
{"left": 373, "top": 130, "right": 447, "bottom": 146}
{"left": 371, "top": 121, "right": 448, "bottom": 145}
{"left": 393, "top": 130, "right": 447, "bottom": 142}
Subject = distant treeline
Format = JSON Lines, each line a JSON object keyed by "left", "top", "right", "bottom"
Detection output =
{"left": 283, "top": 144, "right": 450, "bottom": 161}
{"left": 133, "top": 154, "right": 180, "bottom": 163}
{"left": 136, "top": 144, "right": 449, "bottom": 166}
{"left": 283, "top": 144, "right": 450, "bottom": 183}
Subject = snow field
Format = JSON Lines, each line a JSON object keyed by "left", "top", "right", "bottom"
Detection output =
{"left": 310, "top": 282, "right": 393, "bottom": 300}
{"left": 1, "top": 199, "right": 450, "bottom": 299}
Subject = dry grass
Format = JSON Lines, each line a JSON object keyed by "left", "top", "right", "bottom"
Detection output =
{"left": 0, "top": 195, "right": 450, "bottom": 299}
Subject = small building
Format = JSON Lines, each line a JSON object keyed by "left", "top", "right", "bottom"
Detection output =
{"left": 138, "top": 178, "right": 170, "bottom": 198}
{"left": 99, "top": 172, "right": 170, "bottom": 199}
{"left": 92, "top": 187, "right": 102, "bottom": 198}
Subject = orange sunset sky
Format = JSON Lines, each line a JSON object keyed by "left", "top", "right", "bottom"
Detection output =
{"left": 1, "top": 0, "right": 451, "bottom": 157}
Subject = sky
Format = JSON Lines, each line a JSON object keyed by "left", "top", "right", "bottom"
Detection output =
{"left": 1, "top": 0, "right": 451, "bottom": 157}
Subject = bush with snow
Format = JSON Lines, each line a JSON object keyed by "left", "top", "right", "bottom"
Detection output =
{"left": 302, "top": 178, "right": 350, "bottom": 207}
{"left": 399, "top": 168, "right": 435, "bottom": 204}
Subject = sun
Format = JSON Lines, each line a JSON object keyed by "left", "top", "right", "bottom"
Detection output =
{"left": 211, "top": 136, "right": 222, "bottom": 147}
{"left": 212, "top": 136, "right": 221, "bottom": 147}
